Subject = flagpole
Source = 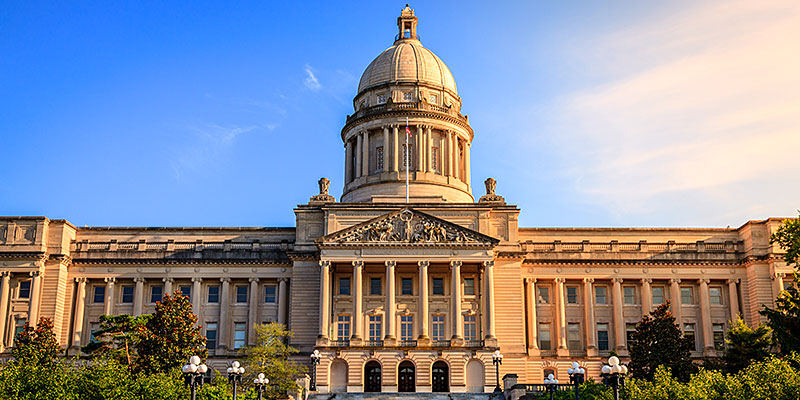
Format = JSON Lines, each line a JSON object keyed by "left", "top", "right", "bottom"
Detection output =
{"left": 405, "top": 117, "right": 409, "bottom": 204}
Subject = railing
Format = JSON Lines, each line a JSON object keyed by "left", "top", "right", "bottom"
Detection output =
{"left": 569, "top": 350, "right": 586, "bottom": 357}
{"left": 364, "top": 340, "right": 384, "bottom": 347}
{"left": 463, "top": 340, "right": 485, "bottom": 348}
{"left": 328, "top": 340, "right": 350, "bottom": 347}
{"left": 395, "top": 33, "right": 421, "bottom": 41}
{"left": 398, "top": 340, "right": 418, "bottom": 347}
{"left": 345, "top": 101, "right": 467, "bottom": 125}
{"left": 523, "top": 241, "right": 739, "bottom": 254}
{"left": 74, "top": 241, "right": 287, "bottom": 252}
{"left": 432, "top": 340, "right": 451, "bottom": 347}
{"left": 539, "top": 350, "right": 557, "bottom": 357}
{"left": 520, "top": 383, "right": 575, "bottom": 393}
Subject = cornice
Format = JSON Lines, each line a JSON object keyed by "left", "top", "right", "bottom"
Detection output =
{"left": 71, "top": 258, "right": 292, "bottom": 266}
{"left": 520, "top": 259, "right": 741, "bottom": 267}
{"left": 342, "top": 108, "right": 474, "bottom": 140}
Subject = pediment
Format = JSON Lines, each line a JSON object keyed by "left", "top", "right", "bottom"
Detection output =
{"left": 317, "top": 208, "right": 499, "bottom": 248}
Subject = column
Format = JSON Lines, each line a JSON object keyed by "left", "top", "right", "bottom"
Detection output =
{"left": 525, "top": 278, "right": 539, "bottom": 354}
{"left": 355, "top": 133, "right": 363, "bottom": 178}
{"left": 416, "top": 126, "right": 424, "bottom": 172}
{"left": 451, "top": 261, "right": 463, "bottom": 340}
{"left": 352, "top": 261, "right": 364, "bottom": 341}
{"left": 699, "top": 279, "right": 714, "bottom": 355}
{"left": 319, "top": 261, "right": 331, "bottom": 339}
{"left": 163, "top": 277, "right": 174, "bottom": 295}
{"left": 345, "top": 140, "right": 353, "bottom": 183}
{"left": 278, "top": 278, "right": 288, "bottom": 326}
{"left": 133, "top": 277, "right": 145, "bottom": 316}
{"left": 612, "top": 278, "right": 625, "bottom": 352}
{"left": 453, "top": 136, "right": 460, "bottom": 180}
{"left": 192, "top": 277, "right": 202, "bottom": 319}
{"left": 555, "top": 277, "right": 568, "bottom": 355}
{"left": 103, "top": 277, "right": 116, "bottom": 316}
{"left": 383, "top": 126, "right": 390, "bottom": 173}
{"left": 218, "top": 277, "right": 231, "bottom": 350}
{"left": 362, "top": 130, "right": 370, "bottom": 177}
{"left": 392, "top": 125, "right": 400, "bottom": 172}
{"left": 248, "top": 277, "right": 259, "bottom": 345}
{"left": 28, "top": 270, "right": 42, "bottom": 324}
{"left": 641, "top": 278, "right": 653, "bottom": 316}
{"left": 385, "top": 261, "right": 396, "bottom": 342}
{"left": 465, "top": 142, "right": 471, "bottom": 187}
{"left": 0, "top": 272, "right": 11, "bottom": 351}
{"left": 670, "top": 278, "right": 682, "bottom": 324}
{"left": 583, "top": 278, "right": 597, "bottom": 356}
{"left": 727, "top": 279, "right": 740, "bottom": 321}
{"left": 418, "top": 260, "right": 430, "bottom": 341}
{"left": 438, "top": 133, "right": 444, "bottom": 174}
{"left": 483, "top": 261, "right": 496, "bottom": 339}
{"left": 445, "top": 130, "right": 453, "bottom": 176}
{"left": 71, "top": 277, "right": 87, "bottom": 350}
{"left": 426, "top": 126, "right": 433, "bottom": 172}
{"left": 774, "top": 272, "right": 785, "bottom": 298}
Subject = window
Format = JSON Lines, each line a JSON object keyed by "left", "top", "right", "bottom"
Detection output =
{"left": 370, "top": 278, "right": 382, "bottom": 295}
{"left": 538, "top": 286, "right": 550, "bottom": 304}
{"left": 429, "top": 94, "right": 438, "bottom": 103}
{"left": 566, "top": 286, "right": 579, "bottom": 304}
{"left": 207, "top": 286, "right": 220, "bottom": 303}
{"left": 206, "top": 323, "right": 218, "bottom": 349}
{"left": 402, "top": 144, "right": 413, "bottom": 169}
{"left": 377, "top": 94, "right": 387, "bottom": 104}
{"left": 652, "top": 287, "right": 665, "bottom": 305}
{"left": 18, "top": 280, "right": 31, "bottom": 299}
{"left": 233, "top": 322, "right": 246, "bottom": 349}
{"left": 431, "top": 147, "right": 439, "bottom": 172}
{"left": 567, "top": 323, "right": 581, "bottom": 350}
{"left": 14, "top": 318, "right": 27, "bottom": 342}
{"left": 464, "top": 315, "right": 477, "bottom": 341}
{"left": 400, "top": 315, "right": 414, "bottom": 341}
{"left": 150, "top": 286, "right": 163, "bottom": 303}
{"left": 539, "top": 323, "right": 552, "bottom": 350}
{"left": 401, "top": 278, "right": 413, "bottom": 295}
{"left": 597, "top": 323, "right": 609, "bottom": 351}
{"left": 121, "top": 286, "right": 134, "bottom": 303}
{"left": 623, "top": 286, "right": 636, "bottom": 304}
{"left": 626, "top": 323, "right": 637, "bottom": 345}
{"left": 464, "top": 278, "right": 475, "bottom": 295}
{"left": 402, "top": 91, "right": 412, "bottom": 101}
{"left": 93, "top": 286, "right": 106, "bottom": 304}
{"left": 709, "top": 287, "right": 722, "bottom": 305}
{"left": 236, "top": 285, "right": 248, "bottom": 303}
{"left": 264, "top": 285, "right": 277, "bottom": 303}
{"left": 179, "top": 285, "right": 191, "bottom": 299}
{"left": 376, "top": 146, "right": 384, "bottom": 171}
{"left": 684, "top": 323, "right": 697, "bottom": 351}
{"left": 337, "top": 315, "right": 351, "bottom": 340}
{"left": 90, "top": 322, "right": 100, "bottom": 341}
{"left": 784, "top": 281, "right": 794, "bottom": 291}
{"left": 595, "top": 286, "right": 607, "bottom": 304}
{"left": 681, "top": 287, "right": 694, "bottom": 305}
{"left": 432, "top": 315, "right": 445, "bottom": 341}
{"left": 713, "top": 324, "right": 725, "bottom": 350}
{"left": 432, "top": 278, "right": 444, "bottom": 295}
{"left": 339, "top": 277, "right": 351, "bottom": 295}
{"left": 369, "top": 315, "right": 382, "bottom": 341}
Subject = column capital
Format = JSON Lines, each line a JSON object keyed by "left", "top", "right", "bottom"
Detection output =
{"left": 162, "top": 277, "right": 174, "bottom": 283}
{"left": 698, "top": 278, "right": 711, "bottom": 285}
{"left": 319, "top": 260, "right": 331, "bottom": 268}
{"left": 726, "top": 278, "right": 740, "bottom": 285}
{"left": 0, "top": 271, "right": 10, "bottom": 278}
{"left": 220, "top": 277, "right": 231, "bottom": 283}
{"left": 524, "top": 277, "right": 537, "bottom": 284}
{"left": 278, "top": 277, "right": 289, "bottom": 283}
{"left": 482, "top": 260, "right": 494, "bottom": 268}
{"left": 670, "top": 278, "right": 682, "bottom": 284}
{"left": 385, "top": 260, "right": 396, "bottom": 268}
{"left": 555, "top": 277, "right": 566, "bottom": 283}
{"left": 612, "top": 277, "right": 623, "bottom": 284}
{"left": 641, "top": 278, "right": 653, "bottom": 284}
{"left": 418, "top": 260, "right": 429, "bottom": 268}
{"left": 29, "top": 270, "right": 41, "bottom": 278}
{"left": 191, "top": 276, "right": 203, "bottom": 283}
{"left": 450, "top": 260, "right": 462, "bottom": 268}
{"left": 249, "top": 277, "right": 260, "bottom": 283}
{"left": 134, "top": 277, "right": 146, "bottom": 283}
{"left": 104, "top": 277, "right": 116, "bottom": 284}
{"left": 352, "top": 260, "right": 364, "bottom": 268}
{"left": 74, "top": 277, "right": 87, "bottom": 284}
{"left": 773, "top": 272, "right": 786, "bottom": 279}
{"left": 583, "top": 277, "right": 595, "bottom": 284}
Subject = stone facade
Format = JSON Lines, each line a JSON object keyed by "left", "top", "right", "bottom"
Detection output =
{"left": 0, "top": 4, "right": 793, "bottom": 395}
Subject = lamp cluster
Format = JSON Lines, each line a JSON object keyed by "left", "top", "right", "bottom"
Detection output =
{"left": 227, "top": 360, "right": 246, "bottom": 376}
{"left": 601, "top": 356, "right": 628, "bottom": 375}
{"left": 567, "top": 361, "right": 586, "bottom": 377}
{"left": 543, "top": 373, "right": 559, "bottom": 385}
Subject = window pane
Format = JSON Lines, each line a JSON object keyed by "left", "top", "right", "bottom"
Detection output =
{"left": 400, "top": 316, "right": 414, "bottom": 341}
{"left": 464, "top": 315, "right": 477, "bottom": 341}
{"left": 265, "top": 285, "right": 277, "bottom": 303}
{"left": 93, "top": 286, "right": 106, "bottom": 304}
{"left": 539, "top": 323, "right": 551, "bottom": 350}
{"left": 236, "top": 286, "right": 248, "bottom": 303}
{"left": 339, "top": 278, "right": 351, "bottom": 295}
{"left": 401, "top": 278, "right": 413, "bottom": 295}
{"left": 18, "top": 281, "right": 31, "bottom": 299}
{"left": 567, "top": 287, "right": 578, "bottom": 304}
{"left": 370, "top": 278, "right": 382, "bottom": 296}
{"left": 597, "top": 323, "right": 609, "bottom": 351}
{"left": 234, "top": 322, "right": 246, "bottom": 349}
{"left": 432, "top": 278, "right": 444, "bottom": 295}
{"left": 681, "top": 287, "right": 693, "bottom": 304}
{"left": 652, "top": 287, "right": 664, "bottom": 305}
{"left": 709, "top": 287, "right": 722, "bottom": 305}
{"left": 121, "top": 286, "right": 134, "bottom": 303}
{"left": 626, "top": 323, "right": 637, "bottom": 344}
{"left": 432, "top": 315, "right": 445, "bottom": 341}
{"left": 179, "top": 286, "right": 192, "bottom": 299}
{"left": 538, "top": 287, "right": 550, "bottom": 304}
{"left": 567, "top": 323, "right": 581, "bottom": 350}
{"left": 464, "top": 278, "right": 475, "bottom": 295}
{"left": 369, "top": 315, "right": 382, "bottom": 341}
{"left": 595, "top": 287, "right": 607, "bottom": 304}
{"left": 684, "top": 323, "right": 697, "bottom": 351}
{"left": 624, "top": 286, "right": 635, "bottom": 304}
{"left": 206, "top": 323, "right": 218, "bottom": 349}
{"left": 207, "top": 286, "right": 219, "bottom": 303}
{"left": 337, "top": 315, "right": 351, "bottom": 340}
{"left": 150, "top": 286, "right": 163, "bottom": 303}
{"left": 713, "top": 324, "right": 725, "bottom": 350}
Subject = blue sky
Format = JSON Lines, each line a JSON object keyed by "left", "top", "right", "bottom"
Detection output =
{"left": 1, "top": 1, "right": 798, "bottom": 228}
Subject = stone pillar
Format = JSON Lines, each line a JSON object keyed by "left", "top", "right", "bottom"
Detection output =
{"left": 345, "top": 140, "right": 353, "bottom": 183}
{"left": 133, "top": 277, "right": 145, "bottom": 316}
{"left": 525, "top": 278, "right": 539, "bottom": 355}
{"left": 392, "top": 125, "right": 400, "bottom": 172}
{"left": 641, "top": 278, "right": 653, "bottom": 316}
{"left": 670, "top": 278, "right": 682, "bottom": 324}
{"left": 278, "top": 278, "right": 288, "bottom": 326}
{"left": 355, "top": 133, "right": 363, "bottom": 178}
{"left": 319, "top": 261, "right": 331, "bottom": 340}
{"left": 483, "top": 261, "right": 497, "bottom": 340}
{"left": 248, "top": 277, "right": 259, "bottom": 345}
{"left": 555, "top": 277, "right": 568, "bottom": 355}
{"left": 0, "top": 272, "right": 10, "bottom": 350}
{"left": 192, "top": 277, "right": 202, "bottom": 320}
{"left": 451, "top": 261, "right": 463, "bottom": 340}
{"left": 416, "top": 126, "right": 424, "bottom": 172}
{"left": 385, "top": 261, "right": 396, "bottom": 343}
{"left": 438, "top": 133, "right": 444, "bottom": 174}
{"left": 446, "top": 130, "right": 453, "bottom": 176}
{"left": 774, "top": 272, "right": 785, "bottom": 299}
{"left": 418, "top": 260, "right": 430, "bottom": 342}
{"left": 218, "top": 277, "right": 231, "bottom": 351}
{"left": 727, "top": 279, "right": 740, "bottom": 321}
{"left": 352, "top": 260, "right": 364, "bottom": 342}
{"left": 362, "top": 130, "right": 370, "bottom": 177}
{"left": 453, "top": 136, "right": 460, "bottom": 180}
{"left": 28, "top": 270, "right": 42, "bottom": 324}
{"left": 103, "top": 277, "right": 116, "bottom": 316}
{"left": 583, "top": 278, "right": 597, "bottom": 356}
{"left": 71, "top": 277, "right": 88, "bottom": 350}
{"left": 426, "top": 126, "right": 433, "bottom": 172}
{"left": 383, "top": 126, "right": 390, "bottom": 173}
{"left": 163, "top": 277, "right": 174, "bottom": 296}
{"left": 465, "top": 142, "right": 471, "bottom": 187}
{"left": 612, "top": 278, "right": 625, "bottom": 353}
{"left": 699, "top": 279, "right": 714, "bottom": 355}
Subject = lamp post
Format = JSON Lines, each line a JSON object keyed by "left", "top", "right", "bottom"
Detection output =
{"left": 182, "top": 356, "right": 208, "bottom": 400}
{"left": 601, "top": 356, "right": 628, "bottom": 400}
{"left": 567, "top": 361, "right": 585, "bottom": 400}
{"left": 310, "top": 349, "right": 322, "bottom": 391}
{"left": 227, "top": 360, "right": 245, "bottom": 400}
{"left": 491, "top": 350, "right": 504, "bottom": 393}
{"left": 253, "top": 373, "right": 269, "bottom": 400}
{"left": 543, "top": 373, "right": 559, "bottom": 400}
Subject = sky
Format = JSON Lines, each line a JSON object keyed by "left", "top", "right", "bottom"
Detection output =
{"left": 1, "top": 1, "right": 798, "bottom": 228}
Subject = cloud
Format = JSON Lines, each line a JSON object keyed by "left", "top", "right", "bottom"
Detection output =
{"left": 303, "top": 64, "right": 322, "bottom": 91}
{"left": 170, "top": 124, "right": 259, "bottom": 180}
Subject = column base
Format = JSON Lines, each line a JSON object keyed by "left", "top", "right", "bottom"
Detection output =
{"left": 316, "top": 337, "right": 330, "bottom": 346}
{"left": 614, "top": 347, "right": 629, "bottom": 357}
{"left": 557, "top": 347, "right": 570, "bottom": 357}
{"left": 484, "top": 337, "right": 499, "bottom": 348}
{"left": 350, "top": 336, "right": 364, "bottom": 346}
{"left": 587, "top": 346, "right": 598, "bottom": 357}
{"left": 451, "top": 336, "right": 464, "bottom": 346}
{"left": 384, "top": 337, "right": 396, "bottom": 346}
{"left": 527, "top": 347, "right": 540, "bottom": 357}
{"left": 703, "top": 347, "right": 717, "bottom": 358}
{"left": 417, "top": 336, "right": 431, "bottom": 346}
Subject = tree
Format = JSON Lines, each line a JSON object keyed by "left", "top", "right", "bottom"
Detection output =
{"left": 13, "top": 317, "right": 60, "bottom": 366}
{"left": 241, "top": 322, "right": 307, "bottom": 399}
{"left": 628, "top": 302, "right": 696, "bottom": 381}
{"left": 81, "top": 314, "right": 150, "bottom": 365}
{"left": 722, "top": 317, "right": 771, "bottom": 373}
{"left": 135, "top": 292, "right": 207, "bottom": 374}
{"left": 760, "top": 213, "right": 800, "bottom": 354}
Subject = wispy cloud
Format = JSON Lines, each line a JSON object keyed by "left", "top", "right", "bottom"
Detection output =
{"left": 169, "top": 124, "right": 261, "bottom": 180}
{"left": 303, "top": 64, "right": 322, "bottom": 91}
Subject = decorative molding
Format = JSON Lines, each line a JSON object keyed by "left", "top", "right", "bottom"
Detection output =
{"left": 698, "top": 278, "right": 711, "bottom": 284}
{"left": 418, "top": 260, "right": 429, "bottom": 268}
{"left": 641, "top": 278, "right": 653, "bottom": 284}
{"left": 583, "top": 278, "right": 594, "bottom": 284}
{"left": 191, "top": 276, "right": 203, "bottom": 283}
{"left": 104, "top": 277, "right": 116, "bottom": 284}
{"left": 74, "top": 277, "right": 87, "bottom": 283}
{"left": 726, "top": 278, "right": 740, "bottom": 285}
{"left": 319, "top": 260, "right": 331, "bottom": 268}
{"left": 249, "top": 277, "right": 260, "bottom": 283}
{"left": 134, "top": 277, "right": 146, "bottom": 283}
{"left": 612, "top": 277, "right": 623, "bottom": 284}
{"left": 450, "top": 260, "right": 462, "bottom": 268}
{"left": 352, "top": 260, "right": 364, "bottom": 268}
{"left": 670, "top": 278, "right": 682, "bottom": 284}
{"left": 220, "top": 277, "right": 231, "bottom": 283}
{"left": 384, "top": 260, "right": 396, "bottom": 267}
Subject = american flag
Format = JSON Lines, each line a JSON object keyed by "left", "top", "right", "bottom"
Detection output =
{"left": 406, "top": 125, "right": 412, "bottom": 136}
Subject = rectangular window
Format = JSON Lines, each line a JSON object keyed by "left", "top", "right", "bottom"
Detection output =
{"left": 207, "top": 286, "right": 220, "bottom": 303}
{"left": 150, "top": 286, "right": 163, "bottom": 303}
{"left": 597, "top": 323, "right": 609, "bottom": 351}
{"left": 18, "top": 280, "right": 31, "bottom": 299}
{"left": 684, "top": 323, "right": 697, "bottom": 351}
{"left": 400, "top": 315, "right": 414, "bottom": 341}
{"left": 567, "top": 323, "right": 581, "bottom": 350}
{"left": 339, "top": 277, "right": 351, "bottom": 295}
{"left": 370, "top": 278, "right": 382, "bottom": 296}
{"left": 233, "top": 322, "right": 246, "bottom": 349}
{"left": 121, "top": 285, "right": 134, "bottom": 303}
{"left": 377, "top": 94, "right": 387, "bottom": 104}
{"left": 402, "top": 144, "right": 413, "bottom": 169}
{"left": 429, "top": 94, "right": 438, "bottom": 103}
{"left": 401, "top": 278, "right": 413, "bottom": 295}
{"left": 539, "top": 323, "right": 552, "bottom": 350}
{"left": 206, "top": 323, "right": 218, "bottom": 349}
{"left": 369, "top": 315, "right": 382, "bottom": 341}
{"left": 538, "top": 286, "right": 550, "bottom": 304}
{"left": 93, "top": 286, "right": 106, "bottom": 304}
{"left": 236, "top": 285, "right": 248, "bottom": 303}
{"left": 179, "top": 285, "right": 192, "bottom": 299}
{"left": 595, "top": 286, "right": 607, "bottom": 304}
{"left": 626, "top": 323, "right": 637, "bottom": 345}
{"left": 90, "top": 322, "right": 100, "bottom": 341}
{"left": 14, "top": 318, "right": 27, "bottom": 342}
{"left": 431, "top": 147, "right": 439, "bottom": 172}
{"left": 464, "top": 278, "right": 475, "bottom": 295}
{"left": 624, "top": 286, "right": 636, "bottom": 304}
{"left": 432, "top": 278, "right": 444, "bottom": 295}
{"left": 652, "top": 287, "right": 665, "bottom": 305}
{"left": 709, "top": 287, "right": 722, "bottom": 305}
{"left": 376, "top": 146, "right": 384, "bottom": 171}
{"left": 264, "top": 285, "right": 277, "bottom": 303}
{"left": 681, "top": 287, "right": 694, "bottom": 305}
{"left": 566, "top": 286, "right": 579, "bottom": 304}
{"left": 464, "top": 315, "right": 477, "bottom": 341}
{"left": 337, "top": 315, "right": 351, "bottom": 340}
{"left": 403, "top": 91, "right": 412, "bottom": 101}
{"left": 432, "top": 315, "right": 445, "bottom": 341}
{"left": 713, "top": 323, "right": 725, "bottom": 350}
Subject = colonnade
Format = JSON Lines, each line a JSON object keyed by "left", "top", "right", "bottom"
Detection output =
{"left": 0, "top": 269, "right": 44, "bottom": 351}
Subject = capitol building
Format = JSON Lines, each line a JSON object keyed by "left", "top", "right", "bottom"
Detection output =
{"left": 0, "top": 5, "right": 792, "bottom": 394}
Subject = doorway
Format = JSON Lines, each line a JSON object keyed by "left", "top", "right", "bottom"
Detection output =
{"left": 364, "top": 361, "right": 382, "bottom": 392}
{"left": 432, "top": 361, "right": 450, "bottom": 392}
{"left": 398, "top": 360, "right": 416, "bottom": 392}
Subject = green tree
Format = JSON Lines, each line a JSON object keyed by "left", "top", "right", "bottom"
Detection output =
{"left": 81, "top": 314, "right": 150, "bottom": 365}
{"left": 721, "top": 317, "right": 771, "bottom": 373}
{"left": 628, "top": 302, "right": 696, "bottom": 381}
{"left": 13, "top": 317, "right": 60, "bottom": 366}
{"left": 241, "top": 322, "right": 306, "bottom": 399}
{"left": 760, "top": 213, "right": 800, "bottom": 354}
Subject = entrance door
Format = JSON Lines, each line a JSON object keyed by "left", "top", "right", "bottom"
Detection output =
{"left": 364, "top": 361, "right": 382, "bottom": 392}
{"left": 398, "top": 360, "right": 416, "bottom": 392}
{"left": 432, "top": 361, "right": 450, "bottom": 392}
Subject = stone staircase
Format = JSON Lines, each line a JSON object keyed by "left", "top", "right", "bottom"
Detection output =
{"left": 308, "top": 393, "right": 498, "bottom": 400}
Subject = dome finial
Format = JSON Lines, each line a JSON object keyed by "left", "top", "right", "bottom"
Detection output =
{"left": 397, "top": 4, "right": 418, "bottom": 41}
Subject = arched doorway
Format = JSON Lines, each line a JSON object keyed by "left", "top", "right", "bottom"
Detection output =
{"left": 330, "top": 359, "right": 348, "bottom": 393}
{"left": 466, "top": 359, "right": 485, "bottom": 393}
{"left": 364, "top": 361, "right": 382, "bottom": 392}
{"left": 432, "top": 361, "right": 449, "bottom": 392}
{"left": 398, "top": 360, "right": 416, "bottom": 392}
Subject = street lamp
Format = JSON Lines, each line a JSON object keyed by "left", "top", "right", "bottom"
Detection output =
{"left": 567, "top": 361, "right": 585, "bottom": 400}
{"left": 601, "top": 356, "right": 628, "bottom": 400}
{"left": 491, "top": 350, "right": 504, "bottom": 393}
{"left": 182, "top": 355, "right": 208, "bottom": 400}
{"left": 310, "top": 349, "right": 322, "bottom": 391}
{"left": 227, "top": 360, "right": 245, "bottom": 400}
{"left": 543, "top": 373, "right": 559, "bottom": 400}
{"left": 253, "top": 373, "right": 269, "bottom": 400}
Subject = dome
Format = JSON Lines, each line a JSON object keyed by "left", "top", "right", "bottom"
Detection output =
{"left": 357, "top": 40, "right": 458, "bottom": 96}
